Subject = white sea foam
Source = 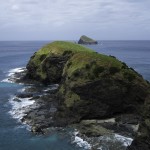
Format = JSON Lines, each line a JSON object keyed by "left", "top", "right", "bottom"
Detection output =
{"left": 17, "top": 87, "right": 26, "bottom": 93}
{"left": 72, "top": 130, "right": 133, "bottom": 150}
{"left": 1, "top": 67, "right": 25, "bottom": 83}
{"left": 97, "top": 134, "right": 133, "bottom": 149}
{"left": 1, "top": 78, "right": 12, "bottom": 83}
{"left": 72, "top": 131, "right": 91, "bottom": 150}
{"left": 114, "top": 134, "right": 133, "bottom": 147}
{"left": 8, "top": 67, "right": 25, "bottom": 77}
{"left": 9, "top": 95, "right": 35, "bottom": 120}
{"left": 74, "top": 136, "right": 91, "bottom": 149}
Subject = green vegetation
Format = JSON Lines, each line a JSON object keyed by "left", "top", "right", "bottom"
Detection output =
{"left": 64, "top": 91, "right": 80, "bottom": 107}
{"left": 28, "top": 41, "right": 125, "bottom": 83}
{"left": 26, "top": 40, "right": 150, "bottom": 146}
{"left": 26, "top": 41, "right": 149, "bottom": 110}
{"left": 79, "top": 35, "right": 96, "bottom": 42}
{"left": 27, "top": 41, "right": 95, "bottom": 81}
{"left": 36, "top": 41, "right": 93, "bottom": 55}
{"left": 29, "top": 41, "right": 93, "bottom": 67}
{"left": 78, "top": 35, "right": 98, "bottom": 44}
{"left": 63, "top": 49, "right": 123, "bottom": 79}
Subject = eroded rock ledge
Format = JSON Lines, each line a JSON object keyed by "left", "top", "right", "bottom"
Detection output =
{"left": 22, "top": 41, "right": 150, "bottom": 149}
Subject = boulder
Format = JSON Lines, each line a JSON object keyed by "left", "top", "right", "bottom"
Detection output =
{"left": 16, "top": 93, "right": 33, "bottom": 98}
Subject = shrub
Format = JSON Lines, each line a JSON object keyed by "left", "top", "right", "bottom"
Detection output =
{"left": 124, "top": 71, "right": 136, "bottom": 81}
{"left": 122, "top": 62, "right": 128, "bottom": 69}
{"left": 85, "top": 64, "right": 90, "bottom": 69}
{"left": 73, "top": 69, "right": 81, "bottom": 77}
{"left": 109, "top": 55, "right": 116, "bottom": 59}
{"left": 67, "top": 61, "right": 72, "bottom": 67}
{"left": 109, "top": 67, "right": 120, "bottom": 74}
{"left": 39, "top": 54, "right": 47, "bottom": 61}
{"left": 63, "top": 50, "right": 72, "bottom": 56}
{"left": 93, "top": 66, "right": 105, "bottom": 77}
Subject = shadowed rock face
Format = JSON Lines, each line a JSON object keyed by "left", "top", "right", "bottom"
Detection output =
{"left": 128, "top": 96, "right": 150, "bottom": 150}
{"left": 71, "top": 79, "right": 148, "bottom": 119}
{"left": 128, "top": 137, "right": 150, "bottom": 150}
{"left": 24, "top": 41, "right": 150, "bottom": 147}
{"left": 78, "top": 35, "right": 98, "bottom": 44}
{"left": 26, "top": 54, "right": 70, "bottom": 84}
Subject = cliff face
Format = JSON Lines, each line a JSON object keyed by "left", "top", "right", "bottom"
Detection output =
{"left": 26, "top": 41, "right": 150, "bottom": 118}
{"left": 25, "top": 41, "right": 150, "bottom": 147}
{"left": 78, "top": 35, "right": 98, "bottom": 44}
{"left": 128, "top": 97, "right": 150, "bottom": 150}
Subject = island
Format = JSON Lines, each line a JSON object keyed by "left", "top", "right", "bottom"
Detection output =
{"left": 78, "top": 35, "right": 98, "bottom": 44}
{"left": 19, "top": 41, "right": 150, "bottom": 149}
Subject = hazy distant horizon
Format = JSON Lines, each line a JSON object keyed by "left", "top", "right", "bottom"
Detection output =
{"left": 1, "top": 0, "right": 150, "bottom": 41}
{"left": 0, "top": 39, "right": 150, "bottom": 42}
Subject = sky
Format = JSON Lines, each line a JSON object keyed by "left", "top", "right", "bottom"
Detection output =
{"left": 0, "top": 0, "right": 150, "bottom": 40}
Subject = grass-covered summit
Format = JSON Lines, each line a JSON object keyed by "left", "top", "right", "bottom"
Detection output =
{"left": 25, "top": 41, "right": 150, "bottom": 124}
{"left": 26, "top": 41, "right": 124, "bottom": 83}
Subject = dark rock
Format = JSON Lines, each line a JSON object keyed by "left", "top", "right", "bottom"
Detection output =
{"left": 24, "top": 87, "right": 39, "bottom": 93}
{"left": 78, "top": 35, "right": 98, "bottom": 44}
{"left": 128, "top": 96, "right": 150, "bottom": 149}
{"left": 16, "top": 93, "right": 33, "bottom": 98}
{"left": 13, "top": 98, "right": 21, "bottom": 102}
{"left": 30, "top": 95, "right": 40, "bottom": 100}
{"left": 115, "top": 114, "right": 140, "bottom": 125}
{"left": 31, "top": 125, "right": 43, "bottom": 133}
{"left": 63, "top": 78, "right": 148, "bottom": 121}
{"left": 25, "top": 54, "right": 71, "bottom": 84}
{"left": 19, "top": 41, "right": 150, "bottom": 148}
{"left": 127, "top": 137, "right": 150, "bottom": 150}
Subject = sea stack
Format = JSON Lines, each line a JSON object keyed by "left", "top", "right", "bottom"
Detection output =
{"left": 78, "top": 35, "right": 98, "bottom": 44}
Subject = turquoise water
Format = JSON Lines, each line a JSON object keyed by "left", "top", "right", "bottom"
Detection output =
{"left": 0, "top": 41, "right": 150, "bottom": 150}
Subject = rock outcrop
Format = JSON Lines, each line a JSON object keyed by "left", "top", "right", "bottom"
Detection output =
{"left": 128, "top": 96, "right": 150, "bottom": 150}
{"left": 24, "top": 41, "right": 150, "bottom": 148}
{"left": 78, "top": 35, "right": 98, "bottom": 44}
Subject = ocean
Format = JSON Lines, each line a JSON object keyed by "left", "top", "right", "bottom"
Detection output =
{"left": 0, "top": 40, "right": 150, "bottom": 150}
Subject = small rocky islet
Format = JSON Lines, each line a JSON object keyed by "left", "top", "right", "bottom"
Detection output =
{"left": 78, "top": 35, "right": 98, "bottom": 44}
{"left": 15, "top": 41, "right": 150, "bottom": 149}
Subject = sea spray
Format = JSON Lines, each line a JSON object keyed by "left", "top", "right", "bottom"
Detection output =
{"left": 1, "top": 67, "right": 25, "bottom": 83}
{"left": 72, "top": 130, "right": 133, "bottom": 150}
{"left": 2, "top": 67, "right": 134, "bottom": 150}
{"left": 9, "top": 95, "right": 35, "bottom": 120}
{"left": 72, "top": 130, "right": 92, "bottom": 150}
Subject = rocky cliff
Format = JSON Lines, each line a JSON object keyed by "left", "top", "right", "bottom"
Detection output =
{"left": 78, "top": 35, "right": 98, "bottom": 44}
{"left": 24, "top": 41, "right": 150, "bottom": 148}
{"left": 128, "top": 97, "right": 150, "bottom": 150}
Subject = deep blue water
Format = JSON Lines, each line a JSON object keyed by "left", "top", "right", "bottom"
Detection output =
{"left": 0, "top": 41, "right": 150, "bottom": 150}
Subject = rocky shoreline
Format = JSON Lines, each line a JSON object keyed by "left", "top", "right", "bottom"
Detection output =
{"left": 15, "top": 79, "right": 140, "bottom": 137}
{"left": 12, "top": 70, "right": 139, "bottom": 137}
{"left": 15, "top": 72, "right": 139, "bottom": 137}
{"left": 8, "top": 67, "right": 135, "bottom": 149}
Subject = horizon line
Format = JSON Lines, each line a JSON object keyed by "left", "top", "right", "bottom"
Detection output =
{"left": 0, "top": 39, "right": 150, "bottom": 42}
